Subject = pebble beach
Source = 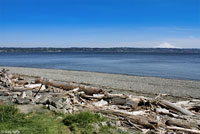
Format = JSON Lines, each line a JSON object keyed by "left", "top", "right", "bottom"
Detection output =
{"left": 1, "top": 66, "right": 200, "bottom": 99}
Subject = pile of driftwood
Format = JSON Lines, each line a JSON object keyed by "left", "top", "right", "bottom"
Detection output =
{"left": 0, "top": 69, "right": 200, "bottom": 133}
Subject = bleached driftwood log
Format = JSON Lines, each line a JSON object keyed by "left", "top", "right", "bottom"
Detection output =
{"left": 11, "top": 87, "right": 31, "bottom": 92}
{"left": 98, "top": 108, "right": 160, "bottom": 129}
{"left": 79, "top": 85, "right": 104, "bottom": 95}
{"left": 166, "top": 118, "right": 199, "bottom": 129}
{"left": 38, "top": 79, "right": 76, "bottom": 91}
{"left": 35, "top": 78, "right": 104, "bottom": 95}
{"left": 13, "top": 80, "right": 28, "bottom": 85}
{"left": 167, "top": 126, "right": 200, "bottom": 134}
{"left": 159, "top": 100, "right": 195, "bottom": 116}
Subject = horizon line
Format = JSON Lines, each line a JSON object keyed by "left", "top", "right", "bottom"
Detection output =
{"left": 1, "top": 47, "right": 200, "bottom": 49}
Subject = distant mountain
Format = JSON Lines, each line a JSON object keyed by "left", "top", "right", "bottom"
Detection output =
{"left": 0, "top": 47, "right": 200, "bottom": 53}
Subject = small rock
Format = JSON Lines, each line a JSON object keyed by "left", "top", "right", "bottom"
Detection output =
{"left": 92, "top": 99, "right": 108, "bottom": 107}
{"left": 26, "top": 90, "right": 33, "bottom": 98}
{"left": 92, "top": 123, "right": 100, "bottom": 134}
{"left": 15, "top": 97, "right": 32, "bottom": 104}
{"left": 21, "top": 91, "right": 26, "bottom": 99}
{"left": 68, "top": 109, "right": 73, "bottom": 114}
{"left": 108, "top": 121, "right": 116, "bottom": 127}
{"left": 101, "top": 122, "right": 107, "bottom": 127}
{"left": 56, "top": 102, "right": 64, "bottom": 109}
{"left": 12, "top": 94, "right": 18, "bottom": 99}
{"left": 56, "top": 116, "right": 63, "bottom": 120}
{"left": 49, "top": 97, "right": 60, "bottom": 108}
{"left": 49, "top": 97, "right": 72, "bottom": 109}
{"left": 49, "top": 105, "right": 57, "bottom": 112}
{"left": 63, "top": 104, "right": 72, "bottom": 110}
{"left": 34, "top": 94, "right": 41, "bottom": 100}
{"left": 116, "top": 121, "right": 121, "bottom": 126}
{"left": 57, "top": 108, "right": 68, "bottom": 114}
{"left": 18, "top": 75, "right": 24, "bottom": 80}
{"left": 38, "top": 95, "right": 52, "bottom": 104}
{"left": 45, "top": 104, "right": 48, "bottom": 108}
{"left": 72, "top": 107, "right": 78, "bottom": 112}
{"left": 11, "top": 92, "right": 21, "bottom": 96}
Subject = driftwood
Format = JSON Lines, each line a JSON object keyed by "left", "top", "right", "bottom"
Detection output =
{"left": 160, "top": 100, "right": 195, "bottom": 116}
{"left": 79, "top": 93, "right": 141, "bottom": 109}
{"left": 166, "top": 118, "right": 199, "bottom": 129}
{"left": 82, "top": 104, "right": 158, "bottom": 129}
{"left": 42, "top": 80, "right": 75, "bottom": 91}
{"left": 97, "top": 108, "right": 159, "bottom": 129}
{"left": 127, "top": 120, "right": 143, "bottom": 131}
{"left": 34, "top": 84, "right": 43, "bottom": 97}
{"left": 1, "top": 69, "right": 200, "bottom": 134}
{"left": 35, "top": 78, "right": 104, "bottom": 95}
{"left": 167, "top": 126, "right": 200, "bottom": 134}
{"left": 188, "top": 104, "right": 200, "bottom": 113}
{"left": 14, "top": 80, "right": 28, "bottom": 85}
{"left": 80, "top": 86, "right": 103, "bottom": 95}
{"left": 25, "top": 84, "right": 43, "bottom": 89}
{"left": 11, "top": 87, "right": 61, "bottom": 94}
{"left": 79, "top": 93, "right": 105, "bottom": 100}
{"left": 0, "top": 91, "right": 9, "bottom": 96}
{"left": 111, "top": 97, "right": 127, "bottom": 105}
{"left": 11, "top": 87, "right": 31, "bottom": 92}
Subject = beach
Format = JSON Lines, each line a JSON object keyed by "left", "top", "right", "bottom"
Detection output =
{"left": 1, "top": 66, "right": 200, "bottom": 99}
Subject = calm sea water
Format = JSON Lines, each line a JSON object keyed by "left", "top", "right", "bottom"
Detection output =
{"left": 0, "top": 52, "right": 200, "bottom": 80}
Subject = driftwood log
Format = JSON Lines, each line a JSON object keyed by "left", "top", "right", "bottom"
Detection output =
{"left": 167, "top": 126, "right": 200, "bottom": 134}
{"left": 159, "top": 100, "right": 195, "bottom": 116}
{"left": 166, "top": 118, "right": 199, "bottom": 129}
{"left": 95, "top": 107, "right": 160, "bottom": 129}
{"left": 35, "top": 78, "right": 104, "bottom": 95}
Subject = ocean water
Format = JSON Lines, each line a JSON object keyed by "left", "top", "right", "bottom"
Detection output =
{"left": 0, "top": 52, "right": 200, "bottom": 80}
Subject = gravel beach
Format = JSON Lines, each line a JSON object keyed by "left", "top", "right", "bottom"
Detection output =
{"left": 1, "top": 66, "right": 200, "bottom": 99}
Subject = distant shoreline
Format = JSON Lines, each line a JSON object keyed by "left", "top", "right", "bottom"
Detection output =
{"left": 0, "top": 47, "right": 200, "bottom": 53}
{"left": 1, "top": 66, "right": 200, "bottom": 99}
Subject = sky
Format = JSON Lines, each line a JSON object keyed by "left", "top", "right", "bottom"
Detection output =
{"left": 0, "top": 0, "right": 200, "bottom": 48}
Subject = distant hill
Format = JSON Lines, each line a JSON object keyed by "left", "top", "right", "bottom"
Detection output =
{"left": 0, "top": 47, "right": 200, "bottom": 53}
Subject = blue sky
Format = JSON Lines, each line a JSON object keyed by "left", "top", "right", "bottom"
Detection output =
{"left": 0, "top": 0, "right": 200, "bottom": 48}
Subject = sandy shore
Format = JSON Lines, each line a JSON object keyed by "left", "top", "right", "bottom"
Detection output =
{"left": 1, "top": 66, "right": 200, "bottom": 99}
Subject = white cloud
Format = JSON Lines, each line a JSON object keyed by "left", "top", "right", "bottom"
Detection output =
{"left": 154, "top": 42, "right": 179, "bottom": 48}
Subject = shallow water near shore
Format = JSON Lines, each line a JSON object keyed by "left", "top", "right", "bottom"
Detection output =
{"left": 0, "top": 51, "right": 200, "bottom": 80}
